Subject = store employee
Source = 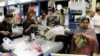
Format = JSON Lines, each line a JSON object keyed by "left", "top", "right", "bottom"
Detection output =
{"left": 23, "top": 12, "right": 37, "bottom": 36}
{"left": 0, "top": 14, "right": 14, "bottom": 52}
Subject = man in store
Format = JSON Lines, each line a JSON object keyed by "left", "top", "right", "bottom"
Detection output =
{"left": 0, "top": 14, "right": 14, "bottom": 52}
{"left": 45, "top": 18, "right": 64, "bottom": 40}
{"left": 86, "top": 9, "right": 95, "bottom": 28}
{"left": 85, "top": 9, "right": 99, "bottom": 47}
{"left": 92, "top": 7, "right": 100, "bottom": 53}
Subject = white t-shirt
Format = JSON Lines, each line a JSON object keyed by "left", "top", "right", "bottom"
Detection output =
{"left": 86, "top": 16, "right": 94, "bottom": 28}
{"left": 38, "top": 16, "right": 47, "bottom": 31}
{"left": 92, "top": 13, "right": 100, "bottom": 33}
{"left": 45, "top": 25, "right": 64, "bottom": 40}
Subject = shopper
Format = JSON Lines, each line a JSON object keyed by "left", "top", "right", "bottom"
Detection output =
{"left": 86, "top": 9, "right": 95, "bottom": 28}
{"left": 92, "top": 7, "right": 100, "bottom": 53}
{"left": 70, "top": 17, "right": 98, "bottom": 56}
{"left": 45, "top": 18, "right": 64, "bottom": 40}
{"left": 38, "top": 12, "right": 47, "bottom": 30}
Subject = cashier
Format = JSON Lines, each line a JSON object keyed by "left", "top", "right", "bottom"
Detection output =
{"left": 23, "top": 12, "right": 37, "bottom": 36}
{"left": 0, "top": 14, "right": 14, "bottom": 52}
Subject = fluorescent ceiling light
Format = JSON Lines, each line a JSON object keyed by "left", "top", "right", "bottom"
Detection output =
{"left": 19, "top": 0, "right": 32, "bottom": 3}
{"left": 8, "top": 0, "right": 16, "bottom": 5}
{"left": 0, "top": 1, "right": 5, "bottom": 7}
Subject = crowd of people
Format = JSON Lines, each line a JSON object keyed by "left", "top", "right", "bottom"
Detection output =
{"left": 70, "top": 7, "right": 100, "bottom": 56}
{"left": 0, "top": 7, "right": 100, "bottom": 56}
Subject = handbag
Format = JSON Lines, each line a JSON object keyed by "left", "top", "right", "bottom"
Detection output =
{"left": 75, "top": 35, "right": 87, "bottom": 48}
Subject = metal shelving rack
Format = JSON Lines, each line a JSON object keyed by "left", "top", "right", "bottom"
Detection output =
{"left": 68, "top": 0, "right": 86, "bottom": 30}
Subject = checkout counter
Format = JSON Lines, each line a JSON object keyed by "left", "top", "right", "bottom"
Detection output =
{"left": 13, "top": 36, "right": 63, "bottom": 56}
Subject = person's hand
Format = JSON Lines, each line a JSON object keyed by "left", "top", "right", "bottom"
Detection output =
{"left": 3, "top": 53, "right": 10, "bottom": 56}
{"left": 75, "top": 33, "right": 81, "bottom": 37}
{"left": 0, "top": 31, "right": 8, "bottom": 35}
{"left": 10, "top": 34, "right": 15, "bottom": 37}
{"left": 81, "top": 33, "right": 86, "bottom": 36}
{"left": 93, "top": 53, "right": 98, "bottom": 56}
{"left": 81, "top": 33, "right": 87, "bottom": 38}
{"left": 30, "top": 24, "right": 37, "bottom": 27}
